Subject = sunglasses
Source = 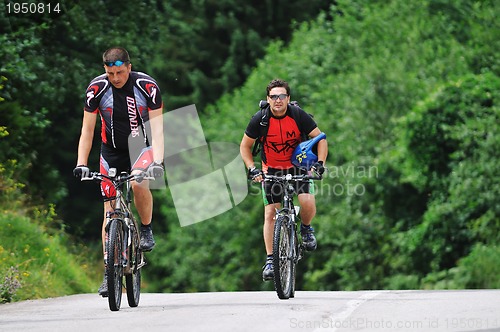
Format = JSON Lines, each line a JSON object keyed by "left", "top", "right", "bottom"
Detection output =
{"left": 269, "top": 94, "right": 289, "bottom": 101}
{"left": 103, "top": 60, "right": 128, "bottom": 67}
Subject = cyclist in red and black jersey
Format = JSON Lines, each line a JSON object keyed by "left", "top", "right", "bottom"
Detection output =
{"left": 240, "top": 79, "right": 328, "bottom": 281}
{"left": 73, "top": 47, "right": 164, "bottom": 296}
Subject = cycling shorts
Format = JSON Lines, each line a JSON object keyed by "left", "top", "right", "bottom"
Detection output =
{"left": 99, "top": 143, "right": 154, "bottom": 201}
{"left": 262, "top": 167, "right": 314, "bottom": 205}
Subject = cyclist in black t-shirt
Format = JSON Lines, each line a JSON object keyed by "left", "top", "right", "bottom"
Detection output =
{"left": 73, "top": 47, "right": 164, "bottom": 296}
{"left": 240, "top": 79, "right": 328, "bottom": 281}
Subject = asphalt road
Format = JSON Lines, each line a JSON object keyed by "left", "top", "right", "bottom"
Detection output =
{"left": 1, "top": 290, "right": 499, "bottom": 332}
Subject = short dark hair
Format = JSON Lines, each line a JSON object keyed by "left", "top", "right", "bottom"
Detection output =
{"left": 266, "top": 79, "right": 290, "bottom": 96}
{"left": 102, "top": 47, "right": 130, "bottom": 63}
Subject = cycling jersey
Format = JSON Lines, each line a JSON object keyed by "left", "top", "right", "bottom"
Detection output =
{"left": 245, "top": 107, "right": 317, "bottom": 170}
{"left": 84, "top": 71, "right": 163, "bottom": 150}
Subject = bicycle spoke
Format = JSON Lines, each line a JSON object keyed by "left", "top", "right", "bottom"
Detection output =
{"left": 273, "top": 215, "right": 295, "bottom": 299}
{"left": 81, "top": 170, "right": 150, "bottom": 310}
{"left": 126, "top": 222, "right": 141, "bottom": 307}
{"left": 107, "top": 220, "right": 123, "bottom": 311}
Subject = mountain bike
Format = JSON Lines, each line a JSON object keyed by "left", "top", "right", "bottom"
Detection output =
{"left": 264, "top": 172, "right": 322, "bottom": 300}
{"left": 82, "top": 168, "right": 154, "bottom": 311}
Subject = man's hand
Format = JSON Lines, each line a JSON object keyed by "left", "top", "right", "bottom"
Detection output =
{"left": 148, "top": 161, "right": 164, "bottom": 178}
{"left": 248, "top": 166, "right": 263, "bottom": 182}
{"left": 311, "top": 161, "right": 325, "bottom": 176}
{"left": 73, "top": 165, "right": 90, "bottom": 179}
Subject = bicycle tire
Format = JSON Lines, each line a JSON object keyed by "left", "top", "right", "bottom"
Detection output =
{"left": 290, "top": 227, "right": 298, "bottom": 299}
{"left": 106, "top": 219, "right": 124, "bottom": 311}
{"left": 272, "top": 214, "right": 295, "bottom": 300}
{"left": 126, "top": 224, "right": 141, "bottom": 307}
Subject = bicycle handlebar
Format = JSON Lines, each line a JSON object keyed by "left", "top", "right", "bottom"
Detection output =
{"left": 81, "top": 171, "right": 155, "bottom": 185}
{"left": 263, "top": 171, "right": 323, "bottom": 182}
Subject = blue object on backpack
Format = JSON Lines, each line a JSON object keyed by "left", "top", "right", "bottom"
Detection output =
{"left": 291, "top": 132, "right": 326, "bottom": 169}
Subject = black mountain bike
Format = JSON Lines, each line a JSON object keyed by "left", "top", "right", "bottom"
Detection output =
{"left": 82, "top": 168, "right": 153, "bottom": 311}
{"left": 264, "top": 172, "right": 322, "bottom": 300}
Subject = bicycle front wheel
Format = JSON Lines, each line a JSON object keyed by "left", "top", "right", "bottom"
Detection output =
{"left": 272, "top": 214, "right": 295, "bottom": 300}
{"left": 107, "top": 219, "right": 124, "bottom": 311}
{"left": 126, "top": 224, "right": 141, "bottom": 307}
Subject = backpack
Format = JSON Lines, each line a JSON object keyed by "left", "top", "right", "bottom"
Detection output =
{"left": 251, "top": 100, "right": 312, "bottom": 157}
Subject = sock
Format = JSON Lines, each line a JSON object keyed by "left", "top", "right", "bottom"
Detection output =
{"left": 141, "top": 223, "right": 151, "bottom": 230}
{"left": 266, "top": 254, "right": 273, "bottom": 261}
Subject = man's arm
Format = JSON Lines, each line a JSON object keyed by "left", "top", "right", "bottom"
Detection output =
{"left": 308, "top": 127, "right": 328, "bottom": 163}
{"left": 240, "top": 133, "right": 263, "bottom": 182}
{"left": 240, "top": 133, "right": 256, "bottom": 169}
{"left": 76, "top": 111, "right": 97, "bottom": 166}
{"left": 149, "top": 108, "right": 164, "bottom": 162}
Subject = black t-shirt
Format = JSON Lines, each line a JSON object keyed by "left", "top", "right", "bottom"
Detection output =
{"left": 84, "top": 71, "right": 163, "bottom": 150}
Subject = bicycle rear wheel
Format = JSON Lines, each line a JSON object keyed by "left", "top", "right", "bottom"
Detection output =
{"left": 106, "top": 219, "right": 124, "bottom": 311}
{"left": 126, "top": 224, "right": 141, "bottom": 307}
{"left": 272, "top": 214, "right": 295, "bottom": 299}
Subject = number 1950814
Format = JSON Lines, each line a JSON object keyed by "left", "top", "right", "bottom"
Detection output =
{"left": 6, "top": 2, "right": 61, "bottom": 14}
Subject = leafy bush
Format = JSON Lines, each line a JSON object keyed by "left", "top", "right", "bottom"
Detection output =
{"left": 395, "top": 73, "right": 500, "bottom": 274}
{"left": 452, "top": 244, "right": 500, "bottom": 289}
{"left": 0, "top": 153, "right": 99, "bottom": 301}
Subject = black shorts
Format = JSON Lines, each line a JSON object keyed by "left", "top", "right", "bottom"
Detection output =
{"left": 262, "top": 167, "right": 314, "bottom": 205}
{"left": 99, "top": 143, "right": 154, "bottom": 201}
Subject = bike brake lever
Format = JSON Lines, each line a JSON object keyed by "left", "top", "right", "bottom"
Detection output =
{"left": 307, "top": 170, "right": 323, "bottom": 180}
{"left": 81, "top": 176, "right": 94, "bottom": 181}
{"left": 134, "top": 173, "right": 155, "bottom": 182}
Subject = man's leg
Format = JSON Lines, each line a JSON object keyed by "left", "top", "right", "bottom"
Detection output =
{"left": 297, "top": 193, "right": 317, "bottom": 251}
{"left": 131, "top": 180, "right": 153, "bottom": 225}
{"left": 297, "top": 193, "right": 316, "bottom": 226}
{"left": 102, "top": 201, "right": 114, "bottom": 254}
{"left": 98, "top": 201, "right": 114, "bottom": 297}
{"left": 132, "top": 180, "right": 155, "bottom": 251}
{"left": 262, "top": 203, "right": 279, "bottom": 280}
{"left": 263, "top": 203, "right": 280, "bottom": 255}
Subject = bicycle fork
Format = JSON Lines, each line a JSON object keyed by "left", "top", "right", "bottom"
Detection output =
{"left": 103, "top": 214, "right": 130, "bottom": 269}
{"left": 122, "top": 218, "right": 130, "bottom": 268}
{"left": 290, "top": 204, "right": 304, "bottom": 263}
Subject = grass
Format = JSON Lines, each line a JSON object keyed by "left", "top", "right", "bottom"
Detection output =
{"left": 0, "top": 209, "right": 100, "bottom": 302}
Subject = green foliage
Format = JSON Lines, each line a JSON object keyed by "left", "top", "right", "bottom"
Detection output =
{"left": 0, "top": 267, "right": 22, "bottom": 303}
{"left": 1, "top": 0, "right": 499, "bottom": 297}
{"left": 0, "top": 175, "right": 98, "bottom": 302}
{"left": 393, "top": 73, "right": 500, "bottom": 276}
{"left": 145, "top": 196, "right": 266, "bottom": 292}
{"left": 151, "top": 0, "right": 332, "bottom": 111}
{"left": 416, "top": 244, "right": 500, "bottom": 290}
{"left": 0, "top": 89, "right": 98, "bottom": 302}
{"left": 1, "top": 0, "right": 332, "bottom": 239}
{"left": 451, "top": 244, "right": 500, "bottom": 289}
{"left": 0, "top": 211, "right": 98, "bottom": 301}
{"left": 197, "top": 0, "right": 499, "bottom": 292}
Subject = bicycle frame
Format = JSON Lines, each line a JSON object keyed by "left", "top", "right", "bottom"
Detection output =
{"left": 265, "top": 172, "right": 321, "bottom": 299}
{"left": 276, "top": 176, "right": 301, "bottom": 262}
{"left": 104, "top": 173, "right": 145, "bottom": 273}
{"left": 82, "top": 169, "right": 153, "bottom": 311}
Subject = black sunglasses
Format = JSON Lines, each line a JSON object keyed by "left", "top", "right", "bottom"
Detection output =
{"left": 268, "top": 94, "right": 289, "bottom": 101}
{"left": 103, "top": 60, "right": 129, "bottom": 67}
